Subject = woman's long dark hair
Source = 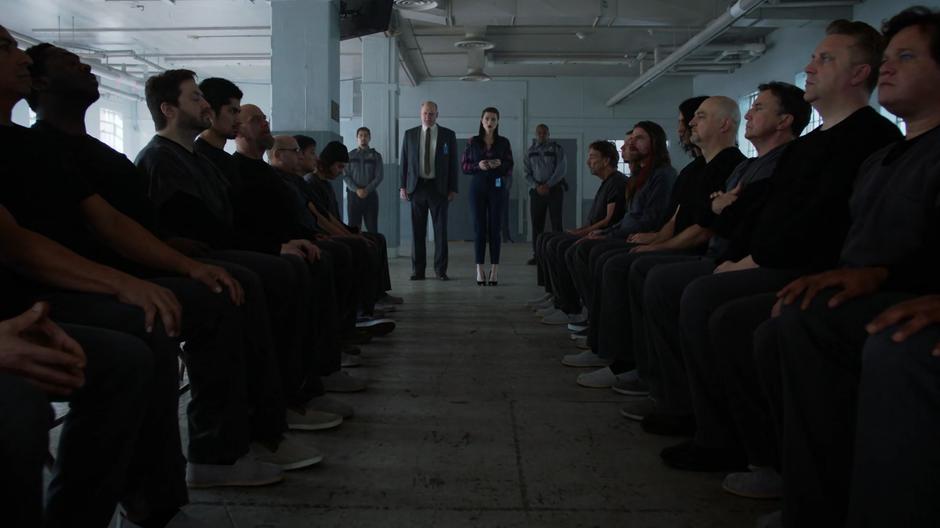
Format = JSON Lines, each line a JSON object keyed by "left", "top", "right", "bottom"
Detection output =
{"left": 476, "top": 107, "right": 501, "bottom": 141}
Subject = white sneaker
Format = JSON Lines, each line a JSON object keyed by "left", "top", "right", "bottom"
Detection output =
{"left": 723, "top": 466, "right": 783, "bottom": 499}
{"left": 306, "top": 394, "right": 354, "bottom": 418}
{"left": 542, "top": 310, "right": 576, "bottom": 325}
{"left": 619, "top": 397, "right": 658, "bottom": 421}
{"left": 322, "top": 370, "right": 368, "bottom": 392}
{"left": 378, "top": 293, "right": 404, "bottom": 305}
{"left": 526, "top": 292, "right": 552, "bottom": 306}
{"left": 341, "top": 352, "right": 362, "bottom": 368}
{"left": 561, "top": 350, "right": 611, "bottom": 367}
{"left": 536, "top": 306, "right": 560, "bottom": 318}
{"left": 610, "top": 370, "right": 650, "bottom": 396}
{"left": 577, "top": 367, "right": 617, "bottom": 388}
{"left": 567, "top": 322, "right": 588, "bottom": 332}
{"left": 251, "top": 434, "right": 323, "bottom": 470}
{"left": 531, "top": 298, "right": 555, "bottom": 311}
{"left": 286, "top": 407, "right": 343, "bottom": 431}
{"left": 186, "top": 454, "right": 283, "bottom": 488}
{"left": 355, "top": 317, "right": 395, "bottom": 336}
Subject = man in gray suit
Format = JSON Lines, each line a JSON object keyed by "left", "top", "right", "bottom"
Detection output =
{"left": 400, "top": 101, "right": 459, "bottom": 280}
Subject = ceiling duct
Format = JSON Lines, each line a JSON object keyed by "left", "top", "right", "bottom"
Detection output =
{"left": 460, "top": 48, "right": 491, "bottom": 81}
{"left": 605, "top": 0, "right": 769, "bottom": 106}
{"left": 393, "top": 0, "right": 438, "bottom": 11}
{"left": 456, "top": 27, "right": 493, "bottom": 81}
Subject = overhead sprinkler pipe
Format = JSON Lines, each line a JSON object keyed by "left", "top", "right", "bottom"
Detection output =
{"left": 605, "top": 0, "right": 768, "bottom": 107}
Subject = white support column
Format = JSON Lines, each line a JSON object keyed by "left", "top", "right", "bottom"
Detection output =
{"left": 360, "top": 34, "right": 401, "bottom": 251}
{"left": 270, "top": 0, "right": 342, "bottom": 148}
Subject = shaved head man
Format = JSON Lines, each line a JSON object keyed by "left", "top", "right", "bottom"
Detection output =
{"left": 236, "top": 104, "right": 274, "bottom": 153}
{"left": 689, "top": 96, "right": 740, "bottom": 162}
{"left": 267, "top": 134, "right": 302, "bottom": 175}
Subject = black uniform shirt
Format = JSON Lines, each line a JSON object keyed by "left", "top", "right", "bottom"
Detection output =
{"left": 586, "top": 171, "right": 627, "bottom": 226}
{"left": 841, "top": 125, "right": 940, "bottom": 293}
{"left": 722, "top": 107, "right": 902, "bottom": 269}
{"left": 231, "top": 152, "right": 317, "bottom": 253}
{"left": 135, "top": 135, "right": 235, "bottom": 249}
{"left": 0, "top": 124, "right": 95, "bottom": 256}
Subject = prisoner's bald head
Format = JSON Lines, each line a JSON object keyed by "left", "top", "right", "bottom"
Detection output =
{"left": 236, "top": 103, "right": 274, "bottom": 151}
{"left": 689, "top": 96, "right": 740, "bottom": 149}
{"left": 267, "top": 134, "right": 301, "bottom": 174}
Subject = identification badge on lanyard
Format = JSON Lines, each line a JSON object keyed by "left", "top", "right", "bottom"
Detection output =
{"left": 495, "top": 177, "right": 502, "bottom": 188}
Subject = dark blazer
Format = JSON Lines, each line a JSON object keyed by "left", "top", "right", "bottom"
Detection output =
{"left": 400, "top": 124, "right": 459, "bottom": 196}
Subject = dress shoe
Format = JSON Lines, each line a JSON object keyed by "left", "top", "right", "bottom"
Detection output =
{"left": 410, "top": 274, "right": 425, "bottom": 281}
{"left": 488, "top": 270, "right": 498, "bottom": 286}
{"left": 476, "top": 267, "right": 486, "bottom": 286}
{"left": 438, "top": 273, "right": 449, "bottom": 281}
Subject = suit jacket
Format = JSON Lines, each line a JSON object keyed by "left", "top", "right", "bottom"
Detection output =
{"left": 400, "top": 125, "right": 459, "bottom": 196}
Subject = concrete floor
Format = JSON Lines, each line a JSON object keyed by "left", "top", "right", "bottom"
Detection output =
{"left": 180, "top": 241, "right": 778, "bottom": 527}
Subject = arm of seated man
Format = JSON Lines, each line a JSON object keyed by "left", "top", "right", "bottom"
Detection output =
{"left": 0, "top": 207, "right": 184, "bottom": 336}
{"left": 631, "top": 224, "right": 711, "bottom": 253}
{"left": 79, "top": 195, "right": 243, "bottom": 305}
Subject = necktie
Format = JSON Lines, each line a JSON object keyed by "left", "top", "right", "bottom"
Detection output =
{"left": 424, "top": 127, "right": 431, "bottom": 176}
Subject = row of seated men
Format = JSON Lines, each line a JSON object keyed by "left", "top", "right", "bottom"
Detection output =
{"left": 0, "top": 22, "right": 405, "bottom": 528}
{"left": 529, "top": 8, "right": 939, "bottom": 528}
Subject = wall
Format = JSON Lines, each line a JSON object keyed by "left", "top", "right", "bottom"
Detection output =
{"left": 694, "top": 0, "right": 940, "bottom": 108}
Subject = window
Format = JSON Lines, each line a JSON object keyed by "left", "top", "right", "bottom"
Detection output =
{"left": 737, "top": 90, "right": 759, "bottom": 158}
{"left": 611, "top": 139, "right": 632, "bottom": 177}
{"left": 794, "top": 72, "right": 823, "bottom": 135}
{"left": 879, "top": 106, "right": 907, "bottom": 136}
{"left": 27, "top": 108, "right": 37, "bottom": 126}
{"left": 99, "top": 108, "right": 124, "bottom": 153}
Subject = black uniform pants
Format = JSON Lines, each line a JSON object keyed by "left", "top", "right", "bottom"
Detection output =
{"left": 347, "top": 191, "right": 379, "bottom": 234}
{"left": 0, "top": 325, "right": 181, "bottom": 528}
{"left": 529, "top": 185, "right": 563, "bottom": 256}
{"left": 848, "top": 319, "right": 940, "bottom": 528}
{"left": 43, "top": 277, "right": 287, "bottom": 465}
{"left": 754, "top": 291, "right": 912, "bottom": 528}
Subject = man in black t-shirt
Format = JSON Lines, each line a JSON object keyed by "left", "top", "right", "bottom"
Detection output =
{"left": 534, "top": 140, "right": 626, "bottom": 325}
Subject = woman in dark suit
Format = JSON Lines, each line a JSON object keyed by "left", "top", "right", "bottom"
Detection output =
{"left": 461, "top": 107, "right": 514, "bottom": 285}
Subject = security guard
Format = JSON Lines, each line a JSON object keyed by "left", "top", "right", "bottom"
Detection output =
{"left": 524, "top": 123, "right": 566, "bottom": 264}
{"left": 343, "top": 126, "right": 384, "bottom": 232}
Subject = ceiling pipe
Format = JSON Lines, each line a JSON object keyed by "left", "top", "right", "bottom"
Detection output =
{"left": 31, "top": 25, "right": 270, "bottom": 33}
{"left": 9, "top": 28, "right": 146, "bottom": 90}
{"left": 99, "top": 84, "right": 144, "bottom": 102}
{"left": 605, "top": 0, "right": 769, "bottom": 106}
